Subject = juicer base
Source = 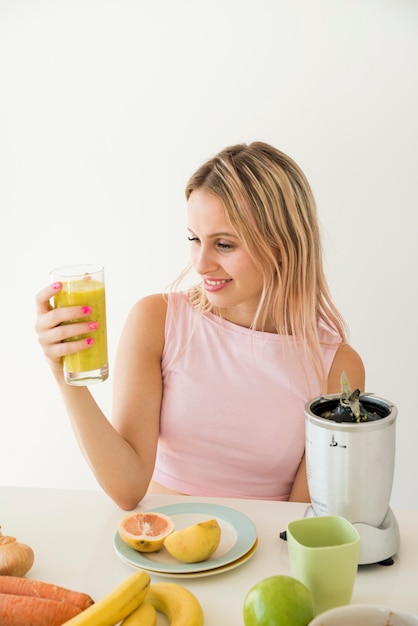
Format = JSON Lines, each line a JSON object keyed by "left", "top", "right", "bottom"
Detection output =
{"left": 304, "top": 506, "right": 401, "bottom": 565}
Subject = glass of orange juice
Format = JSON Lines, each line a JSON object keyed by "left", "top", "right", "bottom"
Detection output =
{"left": 50, "top": 264, "right": 109, "bottom": 385}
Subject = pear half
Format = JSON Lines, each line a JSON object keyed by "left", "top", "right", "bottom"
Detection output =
{"left": 164, "top": 518, "right": 221, "bottom": 563}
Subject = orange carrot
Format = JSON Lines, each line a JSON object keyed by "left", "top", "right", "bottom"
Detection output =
{"left": 0, "top": 592, "right": 82, "bottom": 626}
{"left": 0, "top": 576, "right": 94, "bottom": 610}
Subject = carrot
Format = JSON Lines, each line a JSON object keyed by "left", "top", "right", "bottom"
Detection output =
{"left": 0, "top": 576, "right": 94, "bottom": 610}
{"left": 0, "top": 591, "right": 82, "bottom": 626}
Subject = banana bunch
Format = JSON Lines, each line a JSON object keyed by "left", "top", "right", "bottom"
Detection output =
{"left": 62, "top": 570, "right": 204, "bottom": 626}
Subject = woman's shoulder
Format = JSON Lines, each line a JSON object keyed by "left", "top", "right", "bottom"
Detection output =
{"left": 126, "top": 292, "right": 190, "bottom": 333}
{"left": 122, "top": 293, "right": 168, "bottom": 349}
{"left": 130, "top": 292, "right": 168, "bottom": 317}
{"left": 327, "top": 342, "right": 365, "bottom": 393}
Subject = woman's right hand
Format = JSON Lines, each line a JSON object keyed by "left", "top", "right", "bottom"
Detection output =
{"left": 34, "top": 282, "right": 98, "bottom": 374}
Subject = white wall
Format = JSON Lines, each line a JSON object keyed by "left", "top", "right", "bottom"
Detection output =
{"left": 0, "top": 0, "right": 417, "bottom": 509}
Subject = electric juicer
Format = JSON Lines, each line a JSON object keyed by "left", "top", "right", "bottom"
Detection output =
{"left": 304, "top": 390, "right": 400, "bottom": 565}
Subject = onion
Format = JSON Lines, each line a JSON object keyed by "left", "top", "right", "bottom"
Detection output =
{"left": 0, "top": 527, "right": 34, "bottom": 577}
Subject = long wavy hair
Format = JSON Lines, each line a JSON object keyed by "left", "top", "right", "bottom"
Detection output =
{"left": 175, "top": 141, "right": 348, "bottom": 388}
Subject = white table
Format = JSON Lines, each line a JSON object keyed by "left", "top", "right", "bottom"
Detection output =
{"left": 1, "top": 487, "right": 417, "bottom": 624}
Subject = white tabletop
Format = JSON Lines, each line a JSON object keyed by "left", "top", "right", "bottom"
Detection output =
{"left": 1, "top": 487, "right": 417, "bottom": 624}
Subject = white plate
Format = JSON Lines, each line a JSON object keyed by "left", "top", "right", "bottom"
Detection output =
{"left": 113, "top": 503, "right": 258, "bottom": 576}
{"left": 309, "top": 604, "right": 418, "bottom": 626}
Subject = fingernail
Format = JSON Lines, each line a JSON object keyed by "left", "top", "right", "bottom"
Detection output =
{"left": 82, "top": 306, "right": 92, "bottom": 315}
{"left": 86, "top": 338, "right": 94, "bottom": 345}
{"left": 52, "top": 282, "right": 62, "bottom": 290}
{"left": 88, "top": 322, "right": 99, "bottom": 330}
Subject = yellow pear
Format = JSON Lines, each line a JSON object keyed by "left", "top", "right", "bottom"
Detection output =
{"left": 163, "top": 518, "right": 221, "bottom": 563}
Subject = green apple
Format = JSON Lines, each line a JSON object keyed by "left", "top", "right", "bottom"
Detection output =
{"left": 243, "top": 575, "right": 314, "bottom": 626}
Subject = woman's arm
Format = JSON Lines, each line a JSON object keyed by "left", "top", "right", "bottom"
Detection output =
{"left": 35, "top": 286, "right": 167, "bottom": 510}
{"left": 288, "top": 342, "right": 365, "bottom": 502}
{"left": 289, "top": 454, "right": 310, "bottom": 502}
{"left": 109, "top": 294, "right": 167, "bottom": 509}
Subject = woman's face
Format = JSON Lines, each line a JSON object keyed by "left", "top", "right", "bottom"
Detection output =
{"left": 187, "top": 189, "right": 264, "bottom": 328}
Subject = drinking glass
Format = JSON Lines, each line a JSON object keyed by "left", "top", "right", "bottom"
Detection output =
{"left": 50, "top": 264, "right": 109, "bottom": 385}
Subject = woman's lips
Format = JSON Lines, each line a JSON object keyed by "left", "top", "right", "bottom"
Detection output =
{"left": 203, "top": 278, "right": 232, "bottom": 293}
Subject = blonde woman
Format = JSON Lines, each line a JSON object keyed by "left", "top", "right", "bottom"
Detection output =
{"left": 35, "top": 142, "right": 364, "bottom": 510}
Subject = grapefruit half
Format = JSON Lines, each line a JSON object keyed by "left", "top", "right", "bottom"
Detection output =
{"left": 118, "top": 511, "right": 175, "bottom": 552}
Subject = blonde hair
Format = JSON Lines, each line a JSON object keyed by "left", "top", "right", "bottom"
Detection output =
{"left": 176, "top": 141, "right": 348, "bottom": 387}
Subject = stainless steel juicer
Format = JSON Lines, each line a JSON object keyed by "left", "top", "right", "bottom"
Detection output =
{"left": 304, "top": 394, "right": 401, "bottom": 565}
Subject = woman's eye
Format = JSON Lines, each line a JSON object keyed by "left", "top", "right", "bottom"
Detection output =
{"left": 217, "top": 241, "right": 234, "bottom": 251}
{"left": 187, "top": 235, "right": 234, "bottom": 251}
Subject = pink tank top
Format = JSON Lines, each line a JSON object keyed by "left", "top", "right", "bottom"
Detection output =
{"left": 153, "top": 292, "right": 341, "bottom": 500}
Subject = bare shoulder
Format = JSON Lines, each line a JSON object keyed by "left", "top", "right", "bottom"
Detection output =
{"left": 128, "top": 293, "right": 167, "bottom": 318}
{"left": 121, "top": 293, "right": 168, "bottom": 353}
{"left": 327, "top": 342, "right": 365, "bottom": 393}
{"left": 129, "top": 293, "right": 168, "bottom": 321}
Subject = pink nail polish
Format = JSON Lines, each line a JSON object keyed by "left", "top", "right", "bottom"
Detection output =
{"left": 52, "top": 282, "right": 62, "bottom": 290}
{"left": 82, "top": 306, "right": 92, "bottom": 315}
{"left": 88, "top": 322, "right": 99, "bottom": 330}
{"left": 86, "top": 338, "right": 94, "bottom": 346}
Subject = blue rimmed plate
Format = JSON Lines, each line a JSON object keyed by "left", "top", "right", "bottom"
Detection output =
{"left": 113, "top": 503, "right": 258, "bottom": 576}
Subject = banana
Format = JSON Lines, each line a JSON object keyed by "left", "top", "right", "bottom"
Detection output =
{"left": 121, "top": 600, "right": 157, "bottom": 626}
{"left": 62, "top": 570, "right": 150, "bottom": 626}
{"left": 146, "top": 582, "right": 204, "bottom": 626}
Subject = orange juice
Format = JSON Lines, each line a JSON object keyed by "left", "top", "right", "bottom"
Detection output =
{"left": 51, "top": 265, "right": 109, "bottom": 385}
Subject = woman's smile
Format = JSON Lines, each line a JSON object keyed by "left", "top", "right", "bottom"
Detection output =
{"left": 203, "top": 277, "right": 233, "bottom": 292}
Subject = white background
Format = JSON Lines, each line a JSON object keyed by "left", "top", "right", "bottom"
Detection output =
{"left": 0, "top": 0, "right": 417, "bottom": 509}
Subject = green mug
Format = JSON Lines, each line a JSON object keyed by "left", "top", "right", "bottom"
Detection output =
{"left": 287, "top": 515, "right": 360, "bottom": 616}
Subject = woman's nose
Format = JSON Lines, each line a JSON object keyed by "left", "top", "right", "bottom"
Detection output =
{"left": 192, "top": 245, "right": 218, "bottom": 275}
